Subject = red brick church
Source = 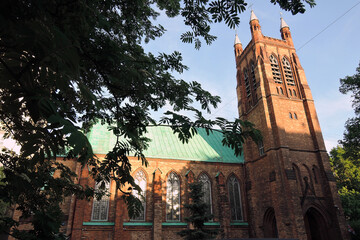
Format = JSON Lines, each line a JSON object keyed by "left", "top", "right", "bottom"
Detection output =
{"left": 11, "top": 11, "right": 350, "bottom": 240}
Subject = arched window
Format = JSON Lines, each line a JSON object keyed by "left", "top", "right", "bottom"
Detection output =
{"left": 228, "top": 175, "right": 243, "bottom": 221}
{"left": 276, "top": 87, "right": 279, "bottom": 94}
{"left": 293, "top": 89, "right": 297, "bottom": 97}
{"left": 269, "top": 55, "right": 282, "bottom": 84}
{"left": 289, "top": 112, "right": 293, "bottom": 119}
{"left": 280, "top": 87, "right": 284, "bottom": 95}
{"left": 282, "top": 57, "right": 295, "bottom": 86}
{"left": 288, "top": 89, "right": 292, "bottom": 96}
{"left": 166, "top": 172, "right": 180, "bottom": 221}
{"left": 294, "top": 113, "right": 298, "bottom": 120}
{"left": 250, "top": 62, "right": 257, "bottom": 89}
{"left": 199, "top": 173, "right": 212, "bottom": 217}
{"left": 132, "top": 170, "right": 147, "bottom": 221}
{"left": 258, "top": 140, "right": 265, "bottom": 156}
{"left": 244, "top": 68, "right": 251, "bottom": 98}
{"left": 91, "top": 180, "right": 110, "bottom": 221}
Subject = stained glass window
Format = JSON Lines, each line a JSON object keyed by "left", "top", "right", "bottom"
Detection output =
{"left": 199, "top": 173, "right": 212, "bottom": 217}
{"left": 132, "top": 170, "right": 146, "bottom": 221}
{"left": 228, "top": 176, "right": 243, "bottom": 221}
{"left": 91, "top": 181, "right": 110, "bottom": 221}
{"left": 166, "top": 172, "right": 180, "bottom": 221}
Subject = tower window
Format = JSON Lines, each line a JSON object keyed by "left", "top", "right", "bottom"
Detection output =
{"left": 269, "top": 55, "right": 282, "bottom": 84}
{"left": 258, "top": 140, "right": 265, "bottom": 156}
{"left": 280, "top": 87, "right": 284, "bottom": 95}
{"left": 228, "top": 176, "right": 243, "bottom": 221}
{"left": 282, "top": 57, "right": 295, "bottom": 86}
{"left": 251, "top": 62, "right": 257, "bottom": 89}
{"left": 276, "top": 87, "right": 279, "bottom": 94}
{"left": 166, "top": 172, "right": 180, "bottom": 221}
{"left": 91, "top": 180, "right": 110, "bottom": 221}
{"left": 131, "top": 170, "right": 147, "bottom": 221}
{"left": 294, "top": 113, "right": 298, "bottom": 119}
{"left": 288, "top": 89, "right": 292, "bottom": 96}
{"left": 293, "top": 89, "right": 297, "bottom": 97}
{"left": 289, "top": 112, "right": 293, "bottom": 119}
{"left": 244, "top": 68, "right": 251, "bottom": 98}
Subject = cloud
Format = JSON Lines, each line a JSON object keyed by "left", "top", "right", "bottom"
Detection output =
{"left": 324, "top": 139, "right": 339, "bottom": 152}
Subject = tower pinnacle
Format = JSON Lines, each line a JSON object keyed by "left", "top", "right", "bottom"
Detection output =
{"left": 279, "top": 15, "right": 293, "bottom": 46}
{"left": 250, "top": 10, "right": 258, "bottom": 22}
{"left": 249, "top": 10, "right": 262, "bottom": 41}
{"left": 234, "top": 33, "right": 243, "bottom": 57}
{"left": 234, "top": 33, "right": 242, "bottom": 45}
{"left": 280, "top": 16, "right": 289, "bottom": 29}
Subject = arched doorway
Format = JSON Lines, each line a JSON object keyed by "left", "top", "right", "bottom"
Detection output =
{"left": 263, "top": 207, "right": 278, "bottom": 238}
{"left": 304, "top": 207, "right": 328, "bottom": 240}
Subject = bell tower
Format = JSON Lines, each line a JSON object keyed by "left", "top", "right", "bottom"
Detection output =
{"left": 235, "top": 11, "right": 349, "bottom": 240}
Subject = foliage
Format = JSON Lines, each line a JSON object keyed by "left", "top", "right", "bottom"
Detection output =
{"left": 336, "top": 62, "right": 360, "bottom": 237}
{"left": 339, "top": 62, "right": 360, "bottom": 160}
{"left": 0, "top": 167, "right": 8, "bottom": 217}
{"left": 0, "top": 0, "right": 313, "bottom": 239}
{"left": 177, "top": 182, "right": 217, "bottom": 240}
{"left": 330, "top": 146, "right": 360, "bottom": 237}
{"left": 330, "top": 147, "right": 360, "bottom": 193}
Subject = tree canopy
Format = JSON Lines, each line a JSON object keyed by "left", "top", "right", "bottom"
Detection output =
{"left": 330, "top": 147, "right": 360, "bottom": 238}
{"left": 0, "top": 0, "right": 314, "bottom": 239}
{"left": 339, "top": 62, "right": 360, "bottom": 160}
{"left": 330, "top": 61, "right": 360, "bottom": 238}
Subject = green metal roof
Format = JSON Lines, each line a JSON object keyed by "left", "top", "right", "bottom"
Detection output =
{"left": 87, "top": 124, "right": 243, "bottom": 164}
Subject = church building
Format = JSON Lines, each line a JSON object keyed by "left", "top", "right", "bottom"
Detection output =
{"left": 10, "top": 11, "right": 350, "bottom": 240}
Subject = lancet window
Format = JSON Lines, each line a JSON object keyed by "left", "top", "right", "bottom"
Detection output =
{"left": 282, "top": 57, "right": 295, "bottom": 86}
{"left": 244, "top": 68, "right": 251, "bottom": 97}
{"left": 199, "top": 173, "right": 212, "bottom": 217}
{"left": 91, "top": 181, "right": 110, "bottom": 221}
{"left": 166, "top": 172, "right": 180, "bottom": 221}
{"left": 250, "top": 62, "right": 257, "bottom": 89}
{"left": 228, "top": 175, "right": 243, "bottom": 221}
{"left": 131, "top": 170, "right": 147, "bottom": 221}
{"left": 269, "top": 55, "right": 282, "bottom": 84}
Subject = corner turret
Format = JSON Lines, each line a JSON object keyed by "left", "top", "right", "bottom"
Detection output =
{"left": 234, "top": 33, "right": 243, "bottom": 57}
{"left": 249, "top": 10, "right": 262, "bottom": 42}
{"left": 280, "top": 16, "right": 293, "bottom": 46}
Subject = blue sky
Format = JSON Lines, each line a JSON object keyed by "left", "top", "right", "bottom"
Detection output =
{"left": 144, "top": 0, "right": 360, "bottom": 152}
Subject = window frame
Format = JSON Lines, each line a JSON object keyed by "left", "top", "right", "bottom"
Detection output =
{"left": 91, "top": 180, "right": 111, "bottom": 222}
{"left": 199, "top": 173, "right": 213, "bottom": 217}
{"left": 243, "top": 68, "right": 251, "bottom": 98}
{"left": 258, "top": 140, "right": 265, "bottom": 156}
{"left": 269, "top": 55, "right": 282, "bottom": 84}
{"left": 131, "top": 170, "right": 147, "bottom": 221}
{"left": 228, "top": 175, "right": 244, "bottom": 221}
{"left": 166, "top": 172, "right": 181, "bottom": 222}
{"left": 281, "top": 57, "right": 295, "bottom": 86}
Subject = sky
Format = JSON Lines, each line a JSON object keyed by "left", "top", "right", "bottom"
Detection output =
{"left": 143, "top": 0, "right": 360, "bottom": 152}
